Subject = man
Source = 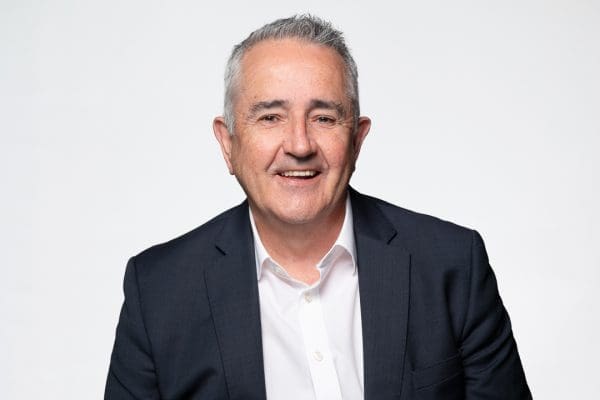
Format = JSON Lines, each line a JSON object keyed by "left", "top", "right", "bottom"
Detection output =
{"left": 105, "top": 15, "right": 531, "bottom": 399}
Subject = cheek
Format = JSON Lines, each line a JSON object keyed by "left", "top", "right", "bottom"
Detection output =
{"left": 320, "top": 137, "right": 354, "bottom": 169}
{"left": 232, "top": 136, "right": 279, "bottom": 174}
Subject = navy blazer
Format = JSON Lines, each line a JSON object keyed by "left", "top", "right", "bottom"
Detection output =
{"left": 106, "top": 189, "right": 531, "bottom": 399}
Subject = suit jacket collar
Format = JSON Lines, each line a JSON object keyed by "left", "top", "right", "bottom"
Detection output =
{"left": 205, "top": 189, "right": 411, "bottom": 399}
{"left": 350, "top": 188, "right": 411, "bottom": 399}
{"left": 205, "top": 201, "right": 267, "bottom": 400}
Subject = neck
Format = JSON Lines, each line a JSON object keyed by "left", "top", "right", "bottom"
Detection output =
{"left": 251, "top": 197, "right": 347, "bottom": 284}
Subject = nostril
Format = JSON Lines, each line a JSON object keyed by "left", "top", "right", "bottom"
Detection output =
{"left": 291, "top": 153, "right": 315, "bottom": 163}
{"left": 283, "top": 144, "right": 316, "bottom": 159}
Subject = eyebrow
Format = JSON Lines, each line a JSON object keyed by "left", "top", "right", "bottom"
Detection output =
{"left": 308, "top": 99, "right": 346, "bottom": 118}
{"left": 247, "top": 100, "right": 289, "bottom": 119}
{"left": 246, "top": 98, "right": 347, "bottom": 119}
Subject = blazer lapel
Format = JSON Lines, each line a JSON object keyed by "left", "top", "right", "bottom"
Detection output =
{"left": 204, "top": 202, "right": 266, "bottom": 400}
{"left": 351, "top": 189, "right": 411, "bottom": 400}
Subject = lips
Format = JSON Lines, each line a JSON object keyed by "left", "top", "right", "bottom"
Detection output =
{"left": 278, "top": 170, "right": 319, "bottom": 178}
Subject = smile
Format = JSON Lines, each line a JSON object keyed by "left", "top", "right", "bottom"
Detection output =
{"left": 278, "top": 170, "right": 320, "bottom": 178}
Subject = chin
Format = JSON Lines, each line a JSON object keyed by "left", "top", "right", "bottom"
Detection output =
{"left": 278, "top": 191, "right": 345, "bottom": 223}
{"left": 271, "top": 207, "right": 322, "bottom": 225}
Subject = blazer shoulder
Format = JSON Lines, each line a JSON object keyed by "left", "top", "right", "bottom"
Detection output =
{"left": 355, "top": 192, "right": 478, "bottom": 265}
{"left": 132, "top": 201, "right": 247, "bottom": 274}
{"left": 362, "top": 193, "right": 474, "bottom": 238}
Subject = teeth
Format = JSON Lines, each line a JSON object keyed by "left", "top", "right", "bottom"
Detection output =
{"left": 280, "top": 170, "right": 317, "bottom": 177}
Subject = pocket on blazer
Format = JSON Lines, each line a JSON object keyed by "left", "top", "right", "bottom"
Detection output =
{"left": 412, "top": 354, "right": 464, "bottom": 391}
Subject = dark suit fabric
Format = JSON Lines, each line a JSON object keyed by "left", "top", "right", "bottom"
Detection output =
{"left": 105, "top": 189, "right": 531, "bottom": 399}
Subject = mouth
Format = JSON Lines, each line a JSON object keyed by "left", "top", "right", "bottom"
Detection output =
{"left": 277, "top": 170, "right": 321, "bottom": 179}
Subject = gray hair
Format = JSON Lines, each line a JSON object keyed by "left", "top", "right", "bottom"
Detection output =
{"left": 223, "top": 14, "right": 360, "bottom": 133}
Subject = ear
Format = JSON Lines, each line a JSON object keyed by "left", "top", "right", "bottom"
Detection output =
{"left": 213, "top": 116, "right": 235, "bottom": 175}
{"left": 352, "top": 116, "right": 371, "bottom": 161}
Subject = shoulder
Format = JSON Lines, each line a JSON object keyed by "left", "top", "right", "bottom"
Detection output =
{"left": 131, "top": 201, "right": 247, "bottom": 279}
{"left": 354, "top": 190, "right": 476, "bottom": 250}
{"left": 351, "top": 190, "right": 483, "bottom": 278}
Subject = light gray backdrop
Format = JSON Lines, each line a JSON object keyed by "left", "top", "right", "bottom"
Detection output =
{"left": 1, "top": 0, "right": 599, "bottom": 398}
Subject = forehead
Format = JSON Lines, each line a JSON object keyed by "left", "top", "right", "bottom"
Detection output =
{"left": 241, "top": 38, "right": 344, "bottom": 68}
{"left": 236, "top": 39, "right": 348, "bottom": 104}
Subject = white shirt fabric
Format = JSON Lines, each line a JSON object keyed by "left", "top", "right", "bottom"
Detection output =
{"left": 249, "top": 196, "right": 364, "bottom": 400}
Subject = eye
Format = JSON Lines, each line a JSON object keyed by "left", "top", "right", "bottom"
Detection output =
{"left": 314, "top": 115, "right": 336, "bottom": 125}
{"left": 258, "top": 114, "right": 280, "bottom": 123}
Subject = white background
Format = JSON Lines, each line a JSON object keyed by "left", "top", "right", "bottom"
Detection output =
{"left": 1, "top": 0, "right": 599, "bottom": 398}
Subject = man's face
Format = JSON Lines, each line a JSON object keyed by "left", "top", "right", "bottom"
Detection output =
{"left": 214, "top": 39, "right": 370, "bottom": 227}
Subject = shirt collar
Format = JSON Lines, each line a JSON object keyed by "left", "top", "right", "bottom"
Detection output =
{"left": 249, "top": 194, "right": 357, "bottom": 280}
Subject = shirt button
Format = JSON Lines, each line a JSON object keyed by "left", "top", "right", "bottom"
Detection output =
{"left": 304, "top": 293, "right": 313, "bottom": 303}
{"left": 313, "top": 351, "right": 323, "bottom": 362}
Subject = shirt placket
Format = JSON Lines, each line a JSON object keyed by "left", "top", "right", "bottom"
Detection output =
{"left": 298, "top": 286, "right": 343, "bottom": 400}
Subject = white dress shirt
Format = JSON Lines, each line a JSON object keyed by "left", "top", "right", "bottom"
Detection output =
{"left": 249, "top": 196, "right": 364, "bottom": 400}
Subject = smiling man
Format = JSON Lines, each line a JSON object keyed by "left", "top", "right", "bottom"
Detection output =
{"left": 106, "top": 15, "right": 531, "bottom": 400}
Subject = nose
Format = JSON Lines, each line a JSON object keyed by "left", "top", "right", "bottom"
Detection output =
{"left": 283, "top": 116, "right": 316, "bottom": 159}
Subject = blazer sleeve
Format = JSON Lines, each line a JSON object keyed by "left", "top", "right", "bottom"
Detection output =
{"left": 460, "top": 231, "right": 532, "bottom": 399}
{"left": 105, "top": 258, "right": 161, "bottom": 399}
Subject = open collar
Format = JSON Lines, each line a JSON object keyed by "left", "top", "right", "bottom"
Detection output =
{"left": 249, "top": 194, "right": 357, "bottom": 280}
